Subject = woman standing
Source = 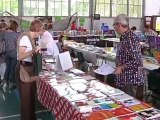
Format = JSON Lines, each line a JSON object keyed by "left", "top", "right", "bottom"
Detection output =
{"left": 16, "top": 19, "right": 43, "bottom": 120}
{"left": 1, "top": 21, "right": 20, "bottom": 88}
{"left": 0, "top": 22, "right": 8, "bottom": 84}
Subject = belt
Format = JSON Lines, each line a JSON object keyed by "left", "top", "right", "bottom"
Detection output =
{"left": 20, "top": 61, "right": 33, "bottom": 66}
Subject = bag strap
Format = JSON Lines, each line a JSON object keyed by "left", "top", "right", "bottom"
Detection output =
{"left": 17, "top": 32, "right": 35, "bottom": 61}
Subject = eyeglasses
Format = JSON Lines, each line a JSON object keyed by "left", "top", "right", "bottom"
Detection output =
{"left": 113, "top": 23, "right": 119, "bottom": 27}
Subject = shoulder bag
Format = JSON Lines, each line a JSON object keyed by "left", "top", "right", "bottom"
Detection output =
{"left": 17, "top": 32, "right": 38, "bottom": 83}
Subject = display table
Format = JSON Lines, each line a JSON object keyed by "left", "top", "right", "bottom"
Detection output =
{"left": 37, "top": 77, "right": 84, "bottom": 120}
{"left": 67, "top": 35, "right": 116, "bottom": 47}
{"left": 65, "top": 41, "right": 160, "bottom": 70}
{"left": 37, "top": 64, "right": 160, "bottom": 120}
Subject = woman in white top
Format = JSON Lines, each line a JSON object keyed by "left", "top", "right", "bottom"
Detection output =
{"left": 16, "top": 19, "right": 43, "bottom": 120}
{"left": 39, "top": 30, "right": 60, "bottom": 57}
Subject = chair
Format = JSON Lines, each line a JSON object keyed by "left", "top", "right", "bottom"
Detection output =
{"left": 76, "top": 51, "right": 85, "bottom": 68}
{"left": 146, "top": 70, "right": 160, "bottom": 108}
{"left": 77, "top": 51, "right": 85, "bottom": 63}
{"left": 80, "top": 61, "right": 90, "bottom": 73}
{"left": 56, "top": 42, "right": 63, "bottom": 53}
{"left": 105, "top": 74, "right": 116, "bottom": 87}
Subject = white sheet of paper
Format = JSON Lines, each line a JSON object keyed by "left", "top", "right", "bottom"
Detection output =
{"left": 70, "top": 69, "right": 85, "bottom": 74}
{"left": 54, "top": 56, "right": 62, "bottom": 70}
{"left": 45, "top": 59, "right": 55, "bottom": 63}
{"left": 54, "top": 51, "right": 73, "bottom": 71}
{"left": 59, "top": 51, "right": 73, "bottom": 71}
{"left": 94, "top": 64, "right": 115, "bottom": 75}
{"left": 143, "top": 62, "right": 160, "bottom": 70}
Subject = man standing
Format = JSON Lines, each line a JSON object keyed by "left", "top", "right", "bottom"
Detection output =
{"left": 113, "top": 14, "right": 145, "bottom": 100}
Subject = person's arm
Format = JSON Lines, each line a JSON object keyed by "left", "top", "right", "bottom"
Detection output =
{"left": 18, "top": 46, "right": 33, "bottom": 60}
{"left": 114, "top": 34, "right": 142, "bottom": 75}
{"left": 151, "top": 29, "right": 158, "bottom": 36}
{"left": 18, "top": 36, "right": 35, "bottom": 61}
{"left": 124, "top": 34, "right": 142, "bottom": 69}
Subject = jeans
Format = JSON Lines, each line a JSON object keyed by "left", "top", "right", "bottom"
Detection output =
{"left": 0, "top": 63, "right": 6, "bottom": 80}
{"left": 4, "top": 50, "right": 17, "bottom": 82}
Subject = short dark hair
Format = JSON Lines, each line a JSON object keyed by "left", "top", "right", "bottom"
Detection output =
{"left": 145, "top": 25, "right": 150, "bottom": 29}
{"left": 29, "top": 19, "right": 43, "bottom": 32}
{"left": 131, "top": 26, "right": 137, "bottom": 31}
{"left": 47, "top": 23, "right": 53, "bottom": 30}
{"left": 0, "top": 22, "right": 8, "bottom": 29}
{"left": 9, "top": 20, "right": 18, "bottom": 32}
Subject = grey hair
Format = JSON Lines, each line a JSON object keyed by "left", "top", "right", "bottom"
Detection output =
{"left": 114, "top": 14, "right": 129, "bottom": 27}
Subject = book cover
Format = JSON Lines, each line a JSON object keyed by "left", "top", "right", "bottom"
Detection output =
{"left": 102, "top": 89, "right": 124, "bottom": 96}
{"left": 120, "top": 98, "right": 141, "bottom": 107}
{"left": 99, "top": 103, "right": 112, "bottom": 110}
{"left": 137, "top": 109, "right": 160, "bottom": 120}
{"left": 111, "top": 107, "right": 133, "bottom": 117}
{"left": 87, "top": 110, "right": 114, "bottom": 120}
{"left": 107, "top": 103, "right": 122, "bottom": 109}
{"left": 111, "top": 93, "right": 133, "bottom": 101}
{"left": 118, "top": 114, "right": 142, "bottom": 120}
{"left": 75, "top": 101, "right": 89, "bottom": 107}
{"left": 129, "top": 102, "right": 152, "bottom": 112}
{"left": 94, "top": 97, "right": 114, "bottom": 104}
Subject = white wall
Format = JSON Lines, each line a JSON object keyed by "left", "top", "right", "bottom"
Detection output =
{"left": 145, "top": 0, "right": 160, "bottom": 16}
{"left": 22, "top": 16, "right": 143, "bottom": 31}
{"left": 93, "top": 18, "right": 143, "bottom": 31}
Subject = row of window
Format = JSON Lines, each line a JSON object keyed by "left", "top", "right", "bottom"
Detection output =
{"left": 0, "top": 0, "right": 143, "bottom": 17}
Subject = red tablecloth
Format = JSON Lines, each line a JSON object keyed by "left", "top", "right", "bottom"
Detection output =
{"left": 37, "top": 78, "right": 86, "bottom": 120}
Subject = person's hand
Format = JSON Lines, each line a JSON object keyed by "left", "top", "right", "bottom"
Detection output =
{"left": 35, "top": 46, "right": 41, "bottom": 53}
{"left": 114, "top": 65, "right": 125, "bottom": 75}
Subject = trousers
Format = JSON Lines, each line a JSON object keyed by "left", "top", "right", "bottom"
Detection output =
{"left": 118, "top": 84, "right": 144, "bottom": 100}
{"left": 16, "top": 62, "right": 37, "bottom": 120}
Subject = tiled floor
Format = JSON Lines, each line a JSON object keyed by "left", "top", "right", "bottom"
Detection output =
{"left": 0, "top": 86, "right": 55, "bottom": 120}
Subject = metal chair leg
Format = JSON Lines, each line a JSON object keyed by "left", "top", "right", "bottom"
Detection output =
{"left": 146, "top": 90, "right": 151, "bottom": 102}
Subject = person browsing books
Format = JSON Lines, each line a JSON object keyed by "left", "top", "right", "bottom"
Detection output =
{"left": 16, "top": 19, "right": 44, "bottom": 120}
{"left": 113, "top": 14, "right": 145, "bottom": 100}
{"left": 39, "top": 29, "right": 59, "bottom": 57}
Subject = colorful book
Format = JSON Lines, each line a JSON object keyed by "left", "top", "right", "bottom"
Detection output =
{"left": 99, "top": 103, "right": 112, "bottom": 110}
{"left": 118, "top": 114, "right": 142, "bottom": 120}
{"left": 111, "top": 107, "right": 133, "bottom": 117}
{"left": 107, "top": 103, "right": 122, "bottom": 109}
{"left": 111, "top": 93, "right": 133, "bottom": 101}
{"left": 129, "top": 102, "right": 152, "bottom": 112}
{"left": 87, "top": 110, "right": 115, "bottom": 120}
{"left": 120, "top": 98, "right": 141, "bottom": 107}
{"left": 94, "top": 97, "right": 114, "bottom": 104}
{"left": 137, "top": 108, "right": 160, "bottom": 120}
{"left": 75, "top": 101, "right": 89, "bottom": 107}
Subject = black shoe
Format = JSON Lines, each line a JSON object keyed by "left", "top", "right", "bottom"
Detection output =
{"left": 0, "top": 80, "right": 7, "bottom": 88}
{"left": 0, "top": 78, "right": 3, "bottom": 83}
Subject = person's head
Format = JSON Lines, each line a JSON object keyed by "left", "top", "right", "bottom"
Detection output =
{"left": 0, "top": 22, "right": 8, "bottom": 31}
{"left": 113, "top": 14, "right": 129, "bottom": 35}
{"left": 9, "top": 20, "right": 18, "bottom": 32}
{"left": 72, "top": 21, "right": 76, "bottom": 24}
{"left": 144, "top": 25, "right": 150, "bottom": 32}
{"left": 29, "top": 19, "right": 44, "bottom": 38}
{"left": 131, "top": 26, "right": 137, "bottom": 31}
{"left": 47, "top": 23, "right": 53, "bottom": 30}
{"left": 59, "top": 35, "right": 64, "bottom": 43}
